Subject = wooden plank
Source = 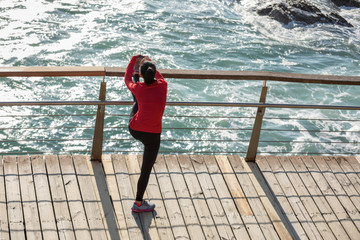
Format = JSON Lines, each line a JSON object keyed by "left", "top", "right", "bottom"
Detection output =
{"left": 164, "top": 155, "right": 205, "bottom": 240}
{"left": 265, "top": 155, "right": 322, "bottom": 239}
{"left": 137, "top": 155, "right": 174, "bottom": 240}
{"left": 312, "top": 156, "right": 360, "bottom": 231}
{"left": 3, "top": 156, "right": 24, "bottom": 239}
{"left": 72, "top": 155, "right": 108, "bottom": 239}
{"left": 302, "top": 156, "right": 360, "bottom": 238}
{"left": 215, "top": 155, "right": 265, "bottom": 240}
{"left": 277, "top": 156, "right": 336, "bottom": 240}
{"left": 325, "top": 156, "right": 360, "bottom": 211}
{"left": 125, "top": 155, "right": 160, "bottom": 240}
{"left": 346, "top": 157, "right": 360, "bottom": 178}
{"left": 177, "top": 155, "right": 219, "bottom": 239}
{"left": 190, "top": 155, "right": 235, "bottom": 239}
{"left": 58, "top": 155, "right": 91, "bottom": 239}
{"left": 228, "top": 155, "right": 280, "bottom": 240}
{"left": 31, "top": 155, "right": 59, "bottom": 239}
{"left": 17, "top": 155, "right": 42, "bottom": 240}
{"left": 153, "top": 155, "right": 190, "bottom": 239}
{"left": 290, "top": 156, "right": 353, "bottom": 240}
{"left": 45, "top": 155, "right": 75, "bottom": 240}
{"left": 88, "top": 159, "right": 120, "bottom": 240}
{"left": 0, "top": 156, "right": 9, "bottom": 240}
{"left": 105, "top": 67, "right": 360, "bottom": 85}
{"left": 112, "top": 154, "right": 143, "bottom": 240}
{"left": 102, "top": 155, "right": 130, "bottom": 239}
{"left": 232, "top": 155, "right": 293, "bottom": 240}
{"left": 0, "top": 66, "right": 105, "bottom": 77}
{"left": 203, "top": 155, "right": 250, "bottom": 240}
{"left": 256, "top": 156, "right": 308, "bottom": 240}
{"left": 335, "top": 156, "right": 360, "bottom": 197}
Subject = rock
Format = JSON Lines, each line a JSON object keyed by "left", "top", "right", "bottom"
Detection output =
{"left": 257, "top": 0, "right": 353, "bottom": 27}
{"left": 329, "top": 0, "right": 360, "bottom": 8}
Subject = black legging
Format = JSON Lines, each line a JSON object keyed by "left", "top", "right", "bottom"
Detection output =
{"left": 129, "top": 74, "right": 161, "bottom": 202}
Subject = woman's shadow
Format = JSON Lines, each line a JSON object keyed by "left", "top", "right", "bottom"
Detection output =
{"left": 132, "top": 210, "right": 157, "bottom": 239}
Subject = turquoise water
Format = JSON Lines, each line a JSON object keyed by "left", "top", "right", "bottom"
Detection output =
{"left": 0, "top": 0, "right": 359, "bottom": 155}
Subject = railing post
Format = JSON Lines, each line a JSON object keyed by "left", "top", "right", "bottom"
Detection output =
{"left": 91, "top": 76, "right": 106, "bottom": 161}
{"left": 246, "top": 80, "right": 268, "bottom": 162}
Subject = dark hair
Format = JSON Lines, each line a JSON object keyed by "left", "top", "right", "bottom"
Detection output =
{"left": 140, "top": 61, "right": 156, "bottom": 84}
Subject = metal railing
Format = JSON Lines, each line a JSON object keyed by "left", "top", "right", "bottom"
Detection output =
{"left": 1, "top": 67, "right": 359, "bottom": 161}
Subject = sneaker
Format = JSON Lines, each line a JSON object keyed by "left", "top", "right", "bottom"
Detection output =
{"left": 131, "top": 200, "right": 155, "bottom": 212}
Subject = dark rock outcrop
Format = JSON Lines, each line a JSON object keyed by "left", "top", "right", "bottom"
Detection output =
{"left": 330, "top": 0, "right": 360, "bottom": 8}
{"left": 257, "top": 0, "right": 353, "bottom": 27}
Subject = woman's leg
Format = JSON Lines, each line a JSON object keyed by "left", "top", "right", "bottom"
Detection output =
{"left": 129, "top": 128, "right": 160, "bottom": 202}
{"left": 129, "top": 74, "right": 140, "bottom": 121}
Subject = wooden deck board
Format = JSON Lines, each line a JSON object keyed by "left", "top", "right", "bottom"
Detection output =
{"left": 256, "top": 156, "right": 308, "bottom": 240}
{"left": 73, "top": 155, "right": 108, "bottom": 239}
{"left": 4, "top": 156, "right": 25, "bottom": 240}
{"left": 290, "top": 156, "right": 351, "bottom": 240}
{"left": 229, "top": 155, "right": 286, "bottom": 240}
{"left": 312, "top": 156, "right": 360, "bottom": 231}
{"left": 102, "top": 154, "right": 130, "bottom": 239}
{"left": 137, "top": 155, "right": 174, "bottom": 240}
{"left": 45, "top": 155, "right": 75, "bottom": 240}
{"left": 216, "top": 155, "right": 266, "bottom": 240}
{"left": 277, "top": 156, "right": 336, "bottom": 240}
{"left": 265, "top": 155, "right": 323, "bottom": 239}
{"left": 191, "top": 155, "right": 235, "bottom": 240}
{"left": 302, "top": 156, "right": 360, "bottom": 239}
{"left": 203, "top": 155, "right": 251, "bottom": 240}
{"left": 18, "top": 155, "right": 42, "bottom": 240}
{"left": 31, "top": 155, "right": 59, "bottom": 239}
{"left": 178, "top": 155, "right": 220, "bottom": 239}
{"left": 125, "top": 155, "right": 160, "bottom": 240}
{"left": 58, "top": 155, "right": 91, "bottom": 239}
{"left": 112, "top": 154, "right": 143, "bottom": 239}
{"left": 1, "top": 154, "right": 360, "bottom": 239}
{"left": 153, "top": 155, "right": 190, "bottom": 239}
{"left": 164, "top": 155, "right": 204, "bottom": 240}
{"left": 0, "top": 157, "right": 9, "bottom": 240}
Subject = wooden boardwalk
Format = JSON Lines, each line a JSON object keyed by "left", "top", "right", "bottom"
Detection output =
{"left": 0, "top": 154, "right": 359, "bottom": 239}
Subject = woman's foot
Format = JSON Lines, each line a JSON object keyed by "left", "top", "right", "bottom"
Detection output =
{"left": 131, "top": 200, "right": 155, "bottom": 212}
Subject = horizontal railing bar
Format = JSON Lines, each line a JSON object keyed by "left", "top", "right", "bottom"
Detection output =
{"left": 0, "top": 126, "right": 94, "bottom": 130}
{"left": 2, "top": 138, "right": 357, "bottom": 145}
{"left": 0, "top": 66, "right": 105, "bottom": 77}
{"left": 105, "top": 67, "right": 360, "bottom": 85}
{"left": 1, "top": 125, "right": 357, "bottom": 133}
{"left": 0, "top": 138, "right": 93, "bottom": 142}
{"left": 105, "top": 126, "right": 359, "bottom": 132}
{"left": 0, "top": 114, "right": 358, "bottom": 122}
{"left": 264, "top": 117, "right": 360, "bottom": 122}
{"left": 0, "top": 151, "right": 91, "bottom": 155}
{"left": 1, "top": 66, "right": 360, "bottom": 85}
{"left": 0, "top": 114, "right": 96, "bottom": 118}
{"left": 0, "top": 100, "right": 359, "bottom": 110}
{"left": 102, "top": 150, "right": 359, "bottom": 155}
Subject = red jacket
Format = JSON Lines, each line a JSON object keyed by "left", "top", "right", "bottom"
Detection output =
{"left": 124, "top": 56, "right": 167, "bottom": 133}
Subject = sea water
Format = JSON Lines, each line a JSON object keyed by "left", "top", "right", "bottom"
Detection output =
{"left": 0, "top": 0, "right": 359, "bottom": 155}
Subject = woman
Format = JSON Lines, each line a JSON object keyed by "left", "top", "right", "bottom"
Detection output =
{"left": 124, "top": 55, "right": 167, "bottom": 212}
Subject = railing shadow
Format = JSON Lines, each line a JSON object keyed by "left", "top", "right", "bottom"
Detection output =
{"left": 132, "top": 210, "right": 157, "bottom": 240}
